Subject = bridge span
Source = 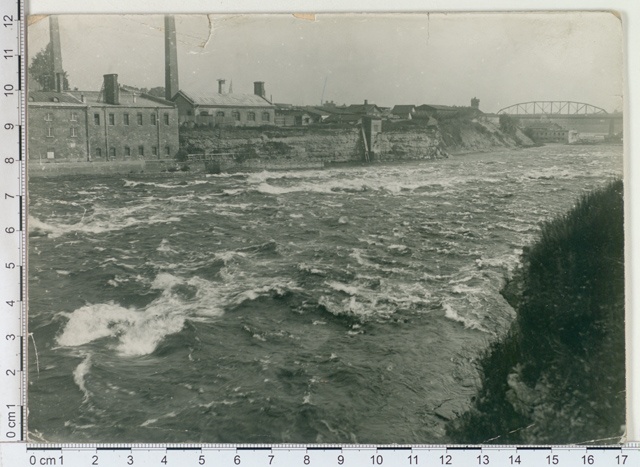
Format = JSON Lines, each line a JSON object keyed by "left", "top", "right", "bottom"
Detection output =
{"left": 495, "top": 101, "right": 622, "bottom": 135}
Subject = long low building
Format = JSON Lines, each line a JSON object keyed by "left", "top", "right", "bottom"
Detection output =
{"left": 173, "top": 81, "right": 276, "bottom": 127}
{"left": 28, "top": 74, "right": 179, "bottom": 162}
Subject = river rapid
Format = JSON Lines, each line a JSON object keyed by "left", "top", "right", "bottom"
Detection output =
{"left": 27, "top": 145, "right": 623, "bottom": 443}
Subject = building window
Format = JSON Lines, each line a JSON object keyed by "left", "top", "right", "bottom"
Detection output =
{"left": 124, "top": 146, "right": 131, "bottom": 157}
{"left": 164, "top": 113, "right": 170, "bottom": 125}
{"left": 44, "top": 113, "right": 53, "bottom": 122}
{"left": 109, "top": 147, "right": 116, "bottom": 160}
{"left": 247, "top": 112, "right": 256, "bottom": 121}
{"left": 123, "top": 113, "right": 130, "bottom": 125}
{"left": 94, "top": 113, "right": 100, "bottom": 125}
{"left": 46, "top": 127, "right": 53, "bottom": 137}
{"left": 109, "top": 113, "right": 115, "bottom": 125}
{"left": 151, "top": 113, "right": 157, "bottom": 125}
{"left": 199, "top": 111, "right": 209, "bottom": 117}
{"left": 216, "top": 111, "right": 225, "bottom": 117}
{"left": 262, "top": 112, "right": 270, "bottom": 122}
{"left": 186, "top": 110, "right": 192, "bottom": 116}
{"left": 95, "top": 147, "right": 102, "bottom": 158}
{"left": 70, "top": 127, "right": 78, "bottom": 137}
{"left": 165, "top": 146, "right": 171, "bottom": 156}
{"left": 152, "top": 146, "right": 158, "bottom": 156}
{"left": 70, "top": 112, "right": 78, "bottom": 121}
{"left": 46, "top": 150, "right": 55, "bottom": 160}
{"left": 138, "top": 145, "right": 144, "bottom": 156}
{"left": 232, "top": 111, "right": 241, "bottom": 121}
{"left": 137, "top": 113, "right": 143, "bottom": 125}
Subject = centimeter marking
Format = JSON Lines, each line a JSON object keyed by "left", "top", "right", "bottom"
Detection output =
{"left": 0, "top": 0, "right": 26, "bottom": 444}
{"left": 0, "top": 444, "right": 636, "bottom": 466}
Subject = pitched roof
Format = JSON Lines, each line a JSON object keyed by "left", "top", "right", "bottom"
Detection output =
{"left": 416, "top": 104, "right": 459, "bottom": 112}
{"left": 324, "top": 113, "right": 362, "bottom": 123}
{"left": 391, "top": 105, "right": 416, "bottom": 115}
{"left": 345, "top": 103, "right": 382, "bottom": 114}
{"left": 28, "top": 91, "right": 84, "bottom": 105}
{"left": 176, "top": 90, "right": 274, "bottom": 108}
{"left": 66, "top": 90, "right": 174, "bottom": 108}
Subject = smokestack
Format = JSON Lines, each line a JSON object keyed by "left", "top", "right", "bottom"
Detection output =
{"left": 217, "top": 79, "right": 226, "bottom": 94}
{"left": 364, "top": 99, "right": 368, "bottom": 105}
{"left": 49, "top": 16, "right": 64, "bottom": 92}
{"left": 80, "top": 94, "right": 85, "bottom": 103}
{"left": 164, "top": 15, "right": 179, "bottom": 100}
{"left": 254, "top": 81, "right": 265, "bottom": 98}
{"left": 103, "top": 74, "right": 120, "bottom": 105}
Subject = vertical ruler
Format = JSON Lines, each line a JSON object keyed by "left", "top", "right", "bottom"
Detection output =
{"left": 0, "top": 0, "right": 26, "bottom": 443}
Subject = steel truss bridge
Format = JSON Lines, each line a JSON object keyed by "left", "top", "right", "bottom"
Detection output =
{"left": 497, "top": 101, "right": 608, "bottom": 116}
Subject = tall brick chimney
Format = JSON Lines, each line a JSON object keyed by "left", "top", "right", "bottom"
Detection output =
{"left": 164, "top": 15, "right": 179, "bottom": 100}
{"left": 217, "top": 79, "right": 226, "bottom": 94}
{"left": 103, "top": 74, "right": 120, "bottom": 105}
{"left": 254, "top": 81, "right": 265, "bottom": 98}
{"left": 49, "top": 16, "right": 64, "bottom": 92}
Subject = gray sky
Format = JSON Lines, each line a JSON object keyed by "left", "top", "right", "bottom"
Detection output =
{"left": 28, "top": 12, "right": 623, "bottom": 112}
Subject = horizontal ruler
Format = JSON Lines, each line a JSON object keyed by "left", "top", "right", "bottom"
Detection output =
{"left": 0, "top": 444, "right": 638, "bottom": 467}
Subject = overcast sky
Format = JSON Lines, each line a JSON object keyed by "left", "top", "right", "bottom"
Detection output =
{"left": 28, "top": 12, "right": 623, "bottom": 112}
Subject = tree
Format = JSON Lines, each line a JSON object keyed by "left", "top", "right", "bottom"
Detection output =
{"left": 499, "top": 114, "right": 518, "bottom": 135}
{"left": 29, "top": 43, "right": 70, "bottom": 91}
{"left": 146, "top": 87, "right": 166, "bottom": 98}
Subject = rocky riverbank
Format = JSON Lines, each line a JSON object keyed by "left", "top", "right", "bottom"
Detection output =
{"left": 28, "top": 117, "right": 534, "bottom": 177}
{"left": 447, "top": 180, "right": 625, "bottom": 444}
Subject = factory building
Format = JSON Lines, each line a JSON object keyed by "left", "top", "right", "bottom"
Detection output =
{"left": 28, "top": 16, "right": 179, "bottom": 163}
{"left": 28, "top": 74, "right": 179, "bottom": 162}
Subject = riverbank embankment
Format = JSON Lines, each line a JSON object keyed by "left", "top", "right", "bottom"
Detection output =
{"left": 447, "top": 180, "right": 625, "bottom": 444}
{"left": 28, "top": 117, "right": 534, "bottom": 178}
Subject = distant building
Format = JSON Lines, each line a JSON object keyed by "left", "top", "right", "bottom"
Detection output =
{"left": 415, "top": 104, "right": 459, "bottom": 118}
{"left": 323, "top": 113, "right": 363, "bottom": 125}
{"left": 28, "top": 74, "right": 179, "bottom": 162}
{"left": 173, "top": 81, "right": 276, "bottom": 127}
{"left": 391, "top": 105, "right": 416, "bottom": 120}
{"left": 524, "top": 122, "right": 569, "bottom": 143}
{"left": 345, "top": 100, "right": 384, "bottom": 117}
{"left": 415, "top": 101, "right": 483, "bottom": 119}
{"left": 275, "top": 108, "right": 312, "bottom": 127}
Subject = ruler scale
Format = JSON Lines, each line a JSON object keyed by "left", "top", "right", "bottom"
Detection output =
{"left": 1, "top": 1, "right": 639, "bottom": 465}
{"left": 0, "top": 0, "right": 26, "bottom": 447}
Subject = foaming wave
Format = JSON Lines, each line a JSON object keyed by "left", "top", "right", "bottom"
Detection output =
{"left": 319, "top": 278, "right": 435, "bottom": 322}
{"left": 56, "top": 271, "right": 301, "bottom": 356}
{"left": 73, "top": 354, "right": 92, "bottom": 402}
{"left": 442, "top": 302, "right": 487, "bottom": 332}
{"left": 29, "top": 204, "right": 181, "bottom": 238}
{"left": 56, "top": 301, "right": 187, "bottom": 356}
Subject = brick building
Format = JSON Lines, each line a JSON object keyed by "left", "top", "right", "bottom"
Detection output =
{"left": 173, "top": 81, "right": 276, "bottom": 127}
{"left": 28, "top": 74, "right": 179, "bottom": 162}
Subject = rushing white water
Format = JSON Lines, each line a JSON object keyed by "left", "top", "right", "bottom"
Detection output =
{"left": 28, "top": 145, "right": 623, "bottom": 443}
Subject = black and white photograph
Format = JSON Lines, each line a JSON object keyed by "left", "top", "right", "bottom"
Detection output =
{"left": 25, "top": 12, "right": 625, "bottom": 444}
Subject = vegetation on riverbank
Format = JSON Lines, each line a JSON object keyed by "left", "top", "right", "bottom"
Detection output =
{"left": 447, "top": 180, "right": 625, "bottom": 444}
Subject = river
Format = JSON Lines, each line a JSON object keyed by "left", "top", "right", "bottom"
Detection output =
{"left": 27, "top": 144, "right": 623, "bottom": 443}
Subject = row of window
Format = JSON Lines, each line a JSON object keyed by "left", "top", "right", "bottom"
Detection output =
{"left": 42, "top": 111, "right": 172, "bottom": 126}
{"left": 96, "top": 112, "right": 171, "bottom": 126}
{"left": 44, "top": 112, "right": 79, "bottom": 122}
{"left": 94, "top": 145, "right": 172, "bottom": 159}
{"left": 45, "top": 126, "right": 79, "bottom": 137}
{"left": 189, "top": 110, "right": 271, "bottom": 122}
